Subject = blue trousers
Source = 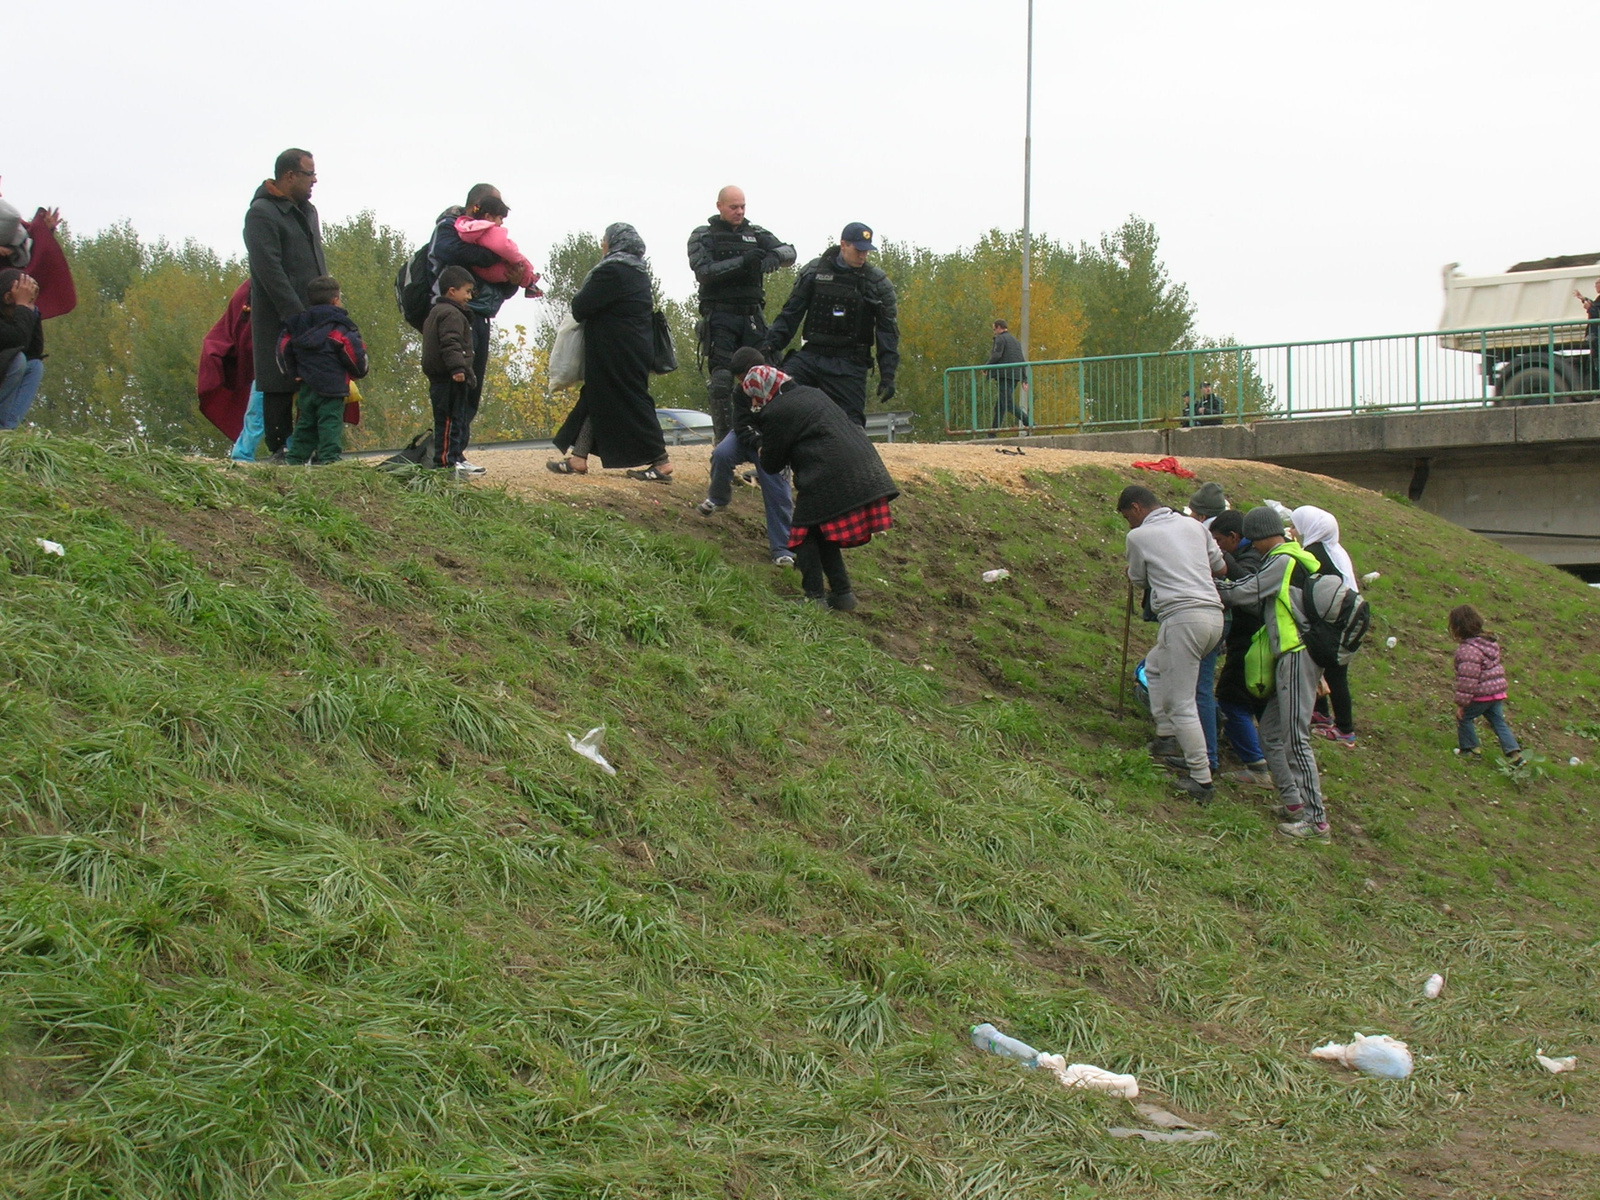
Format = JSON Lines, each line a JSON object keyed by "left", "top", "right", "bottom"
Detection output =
{"left": 1219, "top": 700, "right": 1266, "bottom": 765}
{"left": 708, "top": 431, "right": 794, "bottom": 557}
{"left": 231, "top": 386, "right": 266, "bottom": 461}
{"left": 1458, "top": 700, "right": 1519, "bottom": 755}
{"left": 0, "top": 354, "right": 44, "bottom": 428}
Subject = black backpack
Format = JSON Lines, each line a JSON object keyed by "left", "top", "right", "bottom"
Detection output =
{"left": 1293, "top": 564, "right": 1371, "bottom": 669}
{"left": 379, "top": 430, "right": 435, "bottom": 471}
{"left": 395, "top": 244, "right": 435, "bottom": 332}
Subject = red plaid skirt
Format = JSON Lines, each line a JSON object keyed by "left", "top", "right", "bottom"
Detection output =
{"left": 788, "top": 497, "right": 893, "bottom": 550}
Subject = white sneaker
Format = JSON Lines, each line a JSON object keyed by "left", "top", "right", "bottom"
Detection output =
{"left": 454, "top": 460, "right": 487, "bottom": 477}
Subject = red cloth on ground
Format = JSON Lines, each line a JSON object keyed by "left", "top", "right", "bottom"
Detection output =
{"left": 787, "top": 497, "right": 894, "bottom": 550}
{"left": 23, "top": 212, "right": 76, "bottom": 320}
{"left": 197, "top": 282, "right": 254, "bottom": 440}
{"left": 1131, "top": 456, "right": 1196, "bottom": 479}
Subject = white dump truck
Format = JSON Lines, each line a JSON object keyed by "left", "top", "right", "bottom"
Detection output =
{"left": 1440, "top": 254, "right": 1600, "bottom": 401}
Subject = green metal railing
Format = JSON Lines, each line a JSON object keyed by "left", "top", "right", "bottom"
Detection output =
{"left": 943, "top": 320, "right": 1598, "bottom": 437}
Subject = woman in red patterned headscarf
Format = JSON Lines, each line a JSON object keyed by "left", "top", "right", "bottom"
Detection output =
{"left": 744, "top": 363, "right": 898, "bottom": 611}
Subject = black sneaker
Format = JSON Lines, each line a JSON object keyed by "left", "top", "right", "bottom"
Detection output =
{"left": 1172, "top": 775, "right": 1215, "bottom": 805}
{"left": 827, "top": 591, "right": 858, "bottom": 612}
{"left": 1147, "top": 735, "right": 1180, "bottom": 758}
{"left": 267, "top": 449, "right": 289, "bottom": 466}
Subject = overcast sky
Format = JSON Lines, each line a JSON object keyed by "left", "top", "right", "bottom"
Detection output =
{"left": 11, "top": 0, "right": 1597, "bottom": 349}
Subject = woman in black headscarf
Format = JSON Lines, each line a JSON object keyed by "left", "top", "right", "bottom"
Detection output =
{"left": 548, "top": 223, "right": 673, "bottom": 481}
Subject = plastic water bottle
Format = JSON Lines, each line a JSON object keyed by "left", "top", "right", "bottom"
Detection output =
{"left": 982, "top": 569, "right": 1011, "bottom": 583}
{"left": 970, "top": 1023, "right": 1040, "bottom": 1066}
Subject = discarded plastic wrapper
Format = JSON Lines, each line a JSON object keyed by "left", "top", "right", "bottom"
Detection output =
{"left": 981, "top": 569, "right": 1011, "bottom": 583}
{"left": 970, "top": 1025, "right": 1139, "bottom": 1098}
{"left": 1537, "top": 1052, "right": 1577, "bottom": 1074}
{"left": 1134, "top": 1103, "right": 1196, "bottom": 1129}
{"left": 1423, "top": 973, "right": 1444, "bottom": 999}
{"left": 1361, "top": 571, "right": 1381, "bottom": 584}
{"left": 34, "top": 538, "right": 64, "bottom": 557}
{"left": 1385, "top": 637, "right": 1398, "bottom": 649}
{"left": 566, "top": 725, "right": 616, "bottom": 776}
{"left": 1108, "top": 1127, "right": 1217, "bottom": 1143}
{"left": 1571, "top": 757, "right": 1582, "bottom": 767}
{"left": 1036, "top": 1053, "right": 1140, "bottom": 1099}
{"left": 1310, "top": 1033, "right": 1413, "bottom": 1079}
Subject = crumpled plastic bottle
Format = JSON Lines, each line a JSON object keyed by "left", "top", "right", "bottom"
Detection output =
{"left": 970, "top": 1023, "right": 1039, "bottom": 1066}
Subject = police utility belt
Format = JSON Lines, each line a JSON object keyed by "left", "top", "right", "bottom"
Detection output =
{"left": 699, "top": 300, "right": 765, "bottom": 317}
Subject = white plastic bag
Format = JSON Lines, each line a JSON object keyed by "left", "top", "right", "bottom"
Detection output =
{"left": 549, "top": 312, "right": 585, "bottom": 391}
{"left": 1310, "top": 1032, "right": 1413, "bottom": 1079}
{"left": 566, "top": 725, "right": 615, "bottom": 775}
{"left": 1035, "top": 1053, "right": 1140, "bottom": 1099}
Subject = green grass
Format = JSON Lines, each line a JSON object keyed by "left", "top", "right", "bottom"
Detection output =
{"left": 0, "top": 432, "right": 1597, "bottom": 1198}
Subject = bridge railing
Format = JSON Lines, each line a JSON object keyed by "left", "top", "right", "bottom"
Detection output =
{"left": 943, "top": 321, "right": 1598, "bottom": 437}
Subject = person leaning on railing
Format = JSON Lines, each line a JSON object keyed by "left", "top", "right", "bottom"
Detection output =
{"left": 1575, "top": 280, "right": 1600, "bottom": 380}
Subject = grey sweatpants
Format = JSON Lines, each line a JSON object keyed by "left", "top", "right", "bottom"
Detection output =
{"left": 1258, "top": 649, "right": 1326, "bottom": 825}
{"left": 1146, "top": 608, "right": 1224, "bottom": 783}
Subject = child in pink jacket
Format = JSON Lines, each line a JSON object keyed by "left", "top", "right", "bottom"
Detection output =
{"left": 453, "top": 195, "right": 543, "bottom": 298}
{"left": 1448, "top": 604, "right": 1525, "bottom": 766}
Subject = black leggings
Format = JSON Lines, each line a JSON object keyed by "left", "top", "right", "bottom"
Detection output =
{"left": 1314, "top": 661, "right": 1353, "bottom": 734}
{"left": 794, "top": 529, "right": 851, "bottom": 598}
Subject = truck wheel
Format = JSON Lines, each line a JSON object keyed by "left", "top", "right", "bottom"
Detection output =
{"left": 1497, "top": 363, "right": 1575, "bottom": 404}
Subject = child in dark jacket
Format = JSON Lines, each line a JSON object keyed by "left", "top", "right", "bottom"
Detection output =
{"left": 1448, "top": 604, "right": 1524, "bottom": 765}
{"left": 421, "top": 265, "right": 480, "bottom": 473}
{"left": 276, "top": 275, "right": 368, "bottom": 465}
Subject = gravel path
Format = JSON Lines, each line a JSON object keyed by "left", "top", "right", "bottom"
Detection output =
{"left": 467, "top": 441, "right": 1308, "bottom": 502}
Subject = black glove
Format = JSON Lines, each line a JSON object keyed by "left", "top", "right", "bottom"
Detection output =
{"left": 877, "top": 382, "right": 896, "bottom": 402}
{"left": 741, "top": 248, "right": 764, "bottom": 268}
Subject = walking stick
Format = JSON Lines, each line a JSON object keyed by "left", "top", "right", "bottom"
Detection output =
{"left": 1115, "top": 582, "right": 1134, "bottom": 718}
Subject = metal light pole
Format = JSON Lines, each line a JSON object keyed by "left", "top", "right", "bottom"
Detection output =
{"left": 1019, "top": 0, "right": 1034, "bottom": 411}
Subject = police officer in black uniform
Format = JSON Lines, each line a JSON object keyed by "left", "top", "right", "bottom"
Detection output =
{"left": 687, "top": 185, "right": 796, "bottom": 442}
{"left": 762, "top": 222, "right": 898, "bottom": 428}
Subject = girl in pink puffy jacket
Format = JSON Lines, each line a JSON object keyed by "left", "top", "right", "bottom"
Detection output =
{"left": 1448, "top": 604, "right": 1524, "bottom": 766}
{"left": 453, "top": 195, "right": 543, "bottom": 298}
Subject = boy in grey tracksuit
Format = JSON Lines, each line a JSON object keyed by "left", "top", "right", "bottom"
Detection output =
{"left": 1215, "top": 507, "right": 1330, "bottom": 842}
{"left": 1117, "top": 485, "right": 1225, "bottom": 801}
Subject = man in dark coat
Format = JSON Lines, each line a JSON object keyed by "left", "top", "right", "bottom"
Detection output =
{"left": 761, "top": 222, "right": 898, "bottom": 428}
{"left": 244, "top": 148, "right": 326, "bottom": 457}
{"left": 687, "top": 185, "right": 795, "bottom": 442}
{"left": 550, "top": 224, "right": 673, "bottom": 480}
{"left": 985, "top": 318, "right": 1028, "bottom": 433}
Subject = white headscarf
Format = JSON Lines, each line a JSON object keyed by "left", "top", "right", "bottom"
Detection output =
{"left": 1291, "top": 505, "right": 1357, "bottom": 591}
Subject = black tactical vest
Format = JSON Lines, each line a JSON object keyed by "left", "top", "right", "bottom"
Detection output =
{"left": 699, "top": 223, "right": 765, "bottom": 308}
{"left": 802, "top": 266, "right": 875, "bottom": 351}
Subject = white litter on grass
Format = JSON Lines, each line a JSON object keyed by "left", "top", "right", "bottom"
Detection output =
{"left": 565, "top": 725, "right": 616, "bottom": 775}
{"left": 34, "top": 539, "right": 64, "bottom": 557}
{"left": 1310, "top": 1033, "right": 1414, "bottom": 1079}
{"left": 1036, "top": 1054, "right": 1140, "bottom": 1099}
{"left": 970, "top": 1024, "right": 1139, "bottom": 1098}
{"left": 1361, "top": 571, "right": 1381, "bottom": 585}
{"left": 1385, "top": 636, "right": 1398, "bottom": 649}
{"left": 1537, "top": 1052, "right": 1577, "bottom": 1074}
{"left": 1570, "top": 757, "right": 1582, "bottom": 767}
{"left": 981, "top": 568, "right": 1011, "bottom": 582}
{"left": 1133, "top": 1103, "right": 1195, "bottom": 1129}
{"left": 1423, "top": 973, "right": 1444, "bottom": 999}
{"left": 1107, "top": 1127, "right": 1217, "bottom": 1144}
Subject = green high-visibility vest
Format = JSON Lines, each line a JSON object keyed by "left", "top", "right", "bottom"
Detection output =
{"left": 1243, "top": 542, "right": 1322, "bottom": 698}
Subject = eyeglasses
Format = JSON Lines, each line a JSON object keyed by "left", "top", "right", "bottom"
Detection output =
{"left": 293, "top": 170, "right": 318, "bottom": 180}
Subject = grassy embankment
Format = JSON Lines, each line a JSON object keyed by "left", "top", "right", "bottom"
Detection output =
{"left": 1, "top": 432, "right": 1597, "bottom": 1199}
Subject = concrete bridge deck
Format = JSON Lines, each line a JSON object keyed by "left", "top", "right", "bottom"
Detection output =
{"left": 1017, "top": 404, "right": 1600, "bottom": 570}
